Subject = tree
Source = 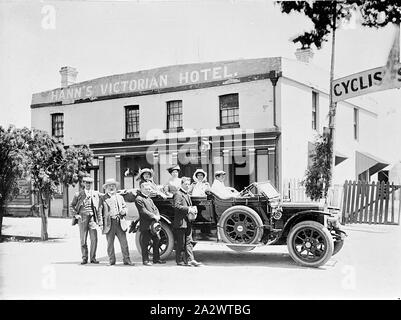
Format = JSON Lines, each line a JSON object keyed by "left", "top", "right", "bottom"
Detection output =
{"left": 303, "top": 132, "right": 332, "bottom": 201}
{"left": 25, "top": 130, "right": 64, "bottom": 240}
{"left": 25, "top": 130, "right": 94, "bottom": 240}
{"left": 277, "top": 0, "right": 401, "bottom": 200}
{"left": 0, "top": 125, "right": 31, "bottom": 236}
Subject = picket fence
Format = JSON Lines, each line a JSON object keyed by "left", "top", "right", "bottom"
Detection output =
{"left": 282, "top": 179, "right": 401, "bottom": 225}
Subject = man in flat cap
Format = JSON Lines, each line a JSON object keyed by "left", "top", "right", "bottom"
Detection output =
{"left": 210, "top": 170, "right": 240, "bottom": 199}
{"left": 70, "top": 176, "right": 102, "bottom": 264}
{"left": 99, "top": 178, "right": 133, "bottom": 266}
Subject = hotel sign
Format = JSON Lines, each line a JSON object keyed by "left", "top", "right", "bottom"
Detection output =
{"left": 31, "top": 58, "right": 281, "bottom": 106}
{"left": 332, "top": 63, "right": 401, "bottom": 102}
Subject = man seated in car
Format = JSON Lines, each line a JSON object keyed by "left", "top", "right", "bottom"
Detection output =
{"left": 210, "top": 170, "right": 240, "bottom": 199}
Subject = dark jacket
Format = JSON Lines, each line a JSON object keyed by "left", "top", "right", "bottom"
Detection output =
{"left": 173, "top": 188, "right": 192, "bottom": 229}
{"left": 135, "top": 191, "right": 160, "bottom": 231}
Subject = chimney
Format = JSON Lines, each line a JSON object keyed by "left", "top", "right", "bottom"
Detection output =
{"left": 59, "top": 66, "right": 78, "bottom": 87}
{"left": 295, "top": 47, "right": 314, "bottom": 64}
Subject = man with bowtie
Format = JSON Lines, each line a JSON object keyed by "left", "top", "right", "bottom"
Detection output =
{"left": 70, "top": 176, "right": 102, "bottom": 265}
{"left": 99, "top": 178, "right": 133, "bottom": 266}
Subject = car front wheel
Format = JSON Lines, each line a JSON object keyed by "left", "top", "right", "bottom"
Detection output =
{"left": 287, "top": 220, "right": 334, "bottom": 268}
{"left": 135, "top": 220, "right": 175, "bottom": 260}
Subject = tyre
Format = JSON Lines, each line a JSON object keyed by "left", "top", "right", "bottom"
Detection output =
{"left": 333, "top": 239, "right": 344, "bottom": 256}
{"left": 135, "top": 220, "right": 175, "bottom": 260}
{"left": 218, "top": 206, "right": 263, "bottom": 253}
{"left": 287, "top": 220, "right": 334, "bottom": 268}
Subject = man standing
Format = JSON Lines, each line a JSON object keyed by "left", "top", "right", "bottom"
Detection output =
{"left": 99, "top": 178, "right": 133, "bottom": 266}
{"left": 173, "top": 177, "right": 202, "bottom": 267}
{"left": 134, "top": 182, "right": 166, "bottom": 266}
{"left": 70, "top": 176, "right": 101, "bottom": 265}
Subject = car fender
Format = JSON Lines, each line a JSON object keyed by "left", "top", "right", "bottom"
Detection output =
{"left": 282, "top": 210, "right": 330, "bottom": 236}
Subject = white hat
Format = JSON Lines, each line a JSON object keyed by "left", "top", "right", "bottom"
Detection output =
{"left": 214, "top": 170, "right": 226, "bottom": 177}
{"left": 102, "top": 178, "right": 119, "bottom": 189}
{"left": 82, "top": 176, "right": 94, "bottom": 183}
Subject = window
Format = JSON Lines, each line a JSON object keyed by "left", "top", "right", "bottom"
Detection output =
{"left": 125, "top": 105, "right": 139, "bottom": 139}
{"left": 219, "top": 93, "right": 239, "bottom": 126}
{"left": 312, "top": 91, "right": 319, "bottom": 131}
{"left": 51, "top": 113, "right": 64, "bottom": 142}
{"left": 167, "top": 100, "right": 183, "bottom": 130}
{"left": 353, "top": 108, "right": 359, "bottom": 140}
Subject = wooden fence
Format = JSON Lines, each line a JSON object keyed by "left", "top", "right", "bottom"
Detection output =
{"left": 342, "top": 180, "right": 401, "bottom": 225}
{"left": 282, "top": 179, "right": 401, "bottom": 226}
{"left": 282, "top": 179, "right": 343, "bottom": 207}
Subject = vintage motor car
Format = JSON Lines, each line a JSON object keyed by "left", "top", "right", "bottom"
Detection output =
{"left": 128, "top": 181, "right": 346, "bottom": 268}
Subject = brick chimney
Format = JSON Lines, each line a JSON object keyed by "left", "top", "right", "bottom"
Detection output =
{"left": 59, "top": 66, "right": 78, "bottom": 87}
{"left": 295, "top": 47, "right": 314, "bottom": 64}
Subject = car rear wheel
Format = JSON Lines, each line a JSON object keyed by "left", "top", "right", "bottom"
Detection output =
{"left": 287, "top": 220, "right": 334, "bottom": 268}
{"left": 135, "top": 220, "right": 175, "bottom": 260}
{"left": 218, "top": 206, "right": 263, "bottom": 253}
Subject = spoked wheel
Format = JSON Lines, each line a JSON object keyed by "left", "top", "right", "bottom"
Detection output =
{"left": 287, "top": 220, "right": 334, "bottom": 268}
{"left": 135, "top": 220, "right": 174, "bottom": 260}
{"left": 218, "top": 206, "right": 263, "bottom": 252}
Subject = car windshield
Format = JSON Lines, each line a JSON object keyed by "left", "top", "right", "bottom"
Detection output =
{"left": 256, "top": 182, "right": 280, "bottom": 199}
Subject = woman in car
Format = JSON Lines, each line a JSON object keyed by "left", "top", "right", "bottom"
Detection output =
{"left": 163, "top": 165, "right": 182, "bottom": 197}
{"left": 189, "top": 168, "right": 210, "bottom": 197}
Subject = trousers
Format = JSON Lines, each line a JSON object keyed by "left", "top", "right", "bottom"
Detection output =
{"left": 174, "top": 228, "right": 194, "bottom": 264}
{"left": 106, "top": 218, "right": 130, "bottom": 264}
{"left": 140, "top": 230, "right": 161, "bottom": 263}
{"left": 79, "top": 214, "right": 98, "bottom": 262}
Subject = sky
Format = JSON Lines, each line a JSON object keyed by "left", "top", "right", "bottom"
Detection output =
{"left": 0, "top": 0, "right": 400, "bottom": 130}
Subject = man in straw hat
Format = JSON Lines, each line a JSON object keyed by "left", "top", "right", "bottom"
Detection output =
{"left": 99, "top": 178, "right": 133, "bottom": 266}
{"left": 70, "top": 175, "right": 102, "bottom": 265}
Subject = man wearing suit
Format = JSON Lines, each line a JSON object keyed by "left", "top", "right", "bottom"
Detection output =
{"left": 99, "top": 178, "right": 133, "bottom": 266}
{"left": 70, "top": 176, "right": 102, "bottom": 265}
{"left": 173, "top": 177, "right": 202, "bottom": 267}
{"left": 134, "top": 182, "right": 166, "bottom": 266}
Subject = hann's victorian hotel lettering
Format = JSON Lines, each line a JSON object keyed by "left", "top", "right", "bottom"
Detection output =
{"left": 48, "top": 65, "right": 238, "bottom": 103}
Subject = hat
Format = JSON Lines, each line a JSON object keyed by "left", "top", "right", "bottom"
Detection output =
{"left": 102, "top": 178, "right": 119, "bottom": 189}
{"left": 150, "top": 221, "right": 162, "bottom": 235}
{"left": 193, "top": 168, "right": 207, "bottom": 182}
{"left": 82, "top": 176, "right": 94, "bottom": 183}
{"left": 167, "top": 165, "right": 181, "bottom": 174}
{"left": 136, "top": 168, "right": 154, "bottom": 181}
{"left": 214, "top": 170, "right": 226, "bottom": 177}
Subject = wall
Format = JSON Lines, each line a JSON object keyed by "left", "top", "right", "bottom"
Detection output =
{"left": 279, "top": 76, "right": 379, "bottom": 186}
{"left": 31, "top": 79, "right": 276, "bottom": 146}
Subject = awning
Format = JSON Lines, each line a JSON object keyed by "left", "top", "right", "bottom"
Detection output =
{"left": 356, "top": 151, "right": 389, "bottom": 176}
{"left": 335, "top": 150, "right": 348, "bottom": 166}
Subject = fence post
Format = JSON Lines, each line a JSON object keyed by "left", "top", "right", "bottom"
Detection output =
{"left": 369, "top": 181, "right": 375, "bottom": 224}
{"left": 379, "top": 181, "right": 385, "bottom": 224}
{"left": 374, "top": 181, "right": 380, "bottom": 224}
{"left": 383, "top": 182, "right": 390, "bottom": 224}
{"left": 390, "top": 183, "right": 395, "bottom": 224}
{"left": 342, "top": 181, "right": 348, "bottom": 224}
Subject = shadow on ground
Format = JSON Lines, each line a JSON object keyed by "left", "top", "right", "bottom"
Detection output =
{"left": 52, "top": 248, "right": 326, "bottom": 270}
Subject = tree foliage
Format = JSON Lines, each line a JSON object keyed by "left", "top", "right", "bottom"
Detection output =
{"left": 1, "top": 126, "right": 94, "bottom": 240}
{"left": 0, "top": 125, "right": 31, "bottom": 236}
{"left": 303, "top": 134, "right": 333, "bottom": 201}
{"left": 277, "top": 1, "right": 401, "bottom": 49}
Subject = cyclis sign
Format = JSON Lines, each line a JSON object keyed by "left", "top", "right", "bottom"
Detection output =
{"left": 332, "top": 63, "right": 401, "bottom": 102}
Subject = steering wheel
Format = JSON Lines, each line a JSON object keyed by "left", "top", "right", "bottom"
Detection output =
{"left": 239, "top": 184, "right": 255, "bottom": 197}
